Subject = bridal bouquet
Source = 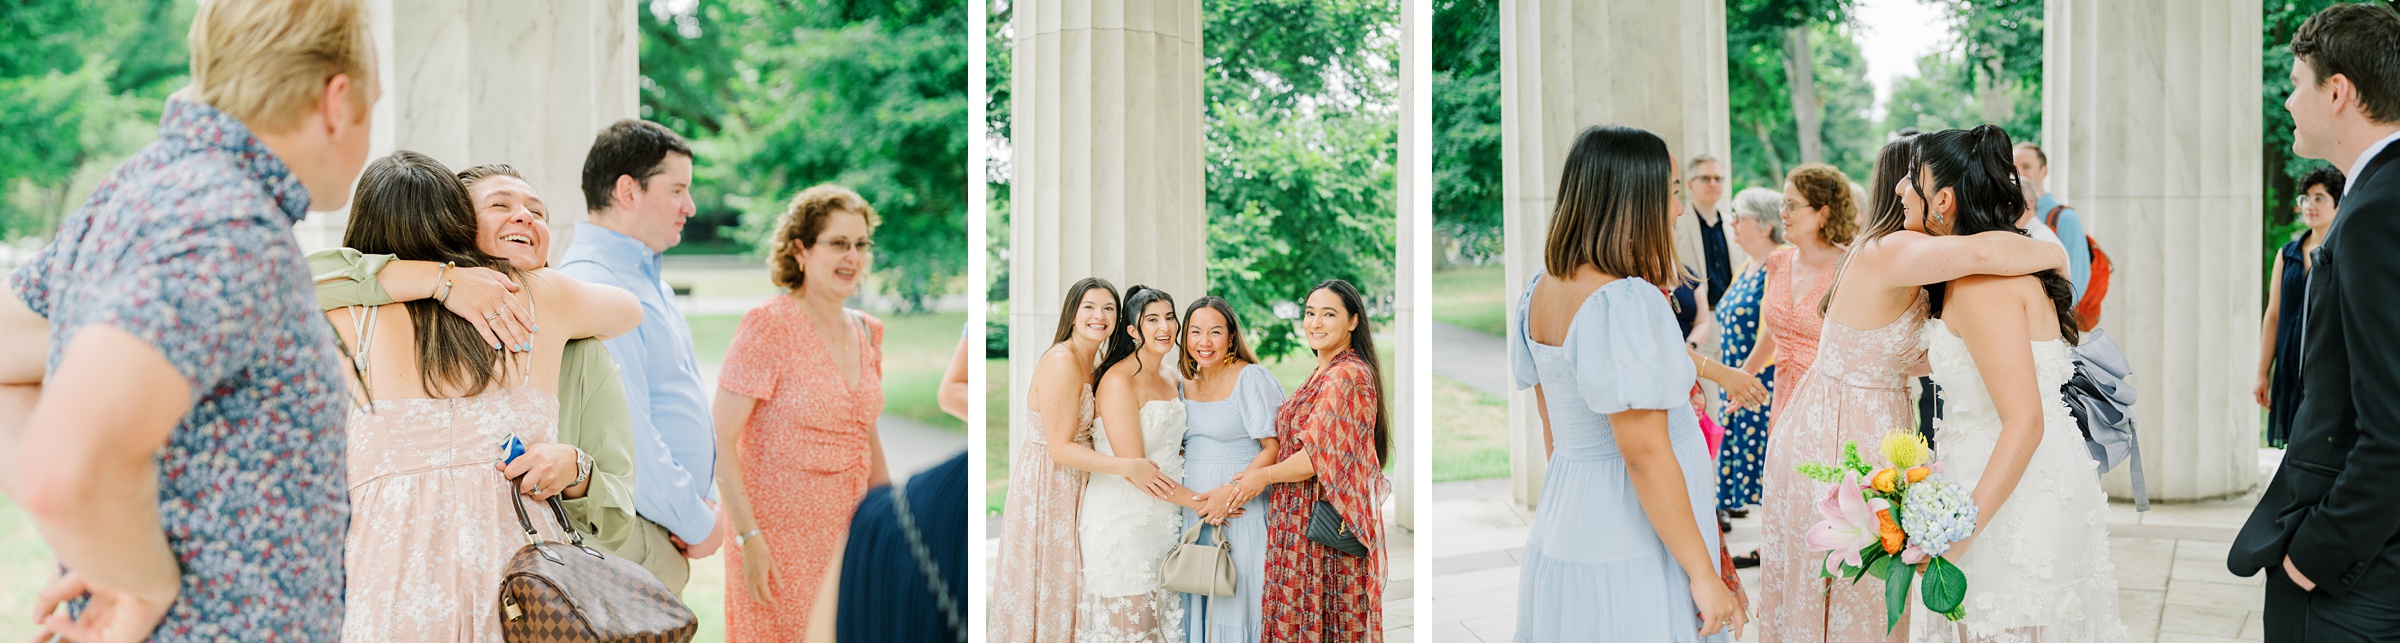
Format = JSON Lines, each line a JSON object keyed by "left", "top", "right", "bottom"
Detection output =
{"left": 1796, "top": 432, "right": 1978, "bottom": 632}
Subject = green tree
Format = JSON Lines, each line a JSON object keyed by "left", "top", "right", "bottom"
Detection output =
{"left": 1202, "top": 0, "right": 1399, "bottom": 360}
{"left": 1883, "top": 53, "right": 1982, "bottom": 134}
{"left": 1928, "top": 0, "right": 2041, "bottom": 134}
{"left": 1432, "top": 0, "right": 1501, "bottom": 265}
{"left": 639, "top": 0, "right": 968, "bottom": 310}
{"left": 0, "top": 0, "right": 194, "bottom": 240}
{"left": 1725, "top": 16, "right": 1877, "bottom": 192}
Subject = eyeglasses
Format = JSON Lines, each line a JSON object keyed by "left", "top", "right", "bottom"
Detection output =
{"left": 2295, "top": 195, "right": 2335, "bottom": 208}
{"left": 1781, "top": 199, "right": 1815, "bottom": 212}
{"left": 815, "top": 238, "right": 875, "bottom": 254}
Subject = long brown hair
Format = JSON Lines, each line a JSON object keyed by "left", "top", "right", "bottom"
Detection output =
{"left": 345, "top": 150, "right": 520, "bottom": 398}
{"left": 1178, "top": 296, "right": 1262, "bottom": 379}
{"left": 1311, "top": 279, "right": 1389, "bottom": 465}
{"left": 1543, "top": 126, "right": 1678, "bottom": 285}
{"left": 1049, "top": 277, "right": 1121, "bottom": 345}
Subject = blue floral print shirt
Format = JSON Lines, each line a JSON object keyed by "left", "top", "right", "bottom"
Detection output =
{"left": 9, "top": 98, "right": 349, "bottom": 641}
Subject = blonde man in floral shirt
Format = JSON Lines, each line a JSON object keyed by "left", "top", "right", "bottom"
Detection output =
{"left": 0, "top": 1, "right": 379, "bottom": 640}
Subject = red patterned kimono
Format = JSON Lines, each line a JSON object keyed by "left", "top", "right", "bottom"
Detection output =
{"left": 1261, "top": 349, "right": 1387, "bottom": 642}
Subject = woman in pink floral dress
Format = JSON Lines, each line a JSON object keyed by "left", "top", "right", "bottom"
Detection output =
{"left": 713, "top": 186, "right": 891, "bottom": 640}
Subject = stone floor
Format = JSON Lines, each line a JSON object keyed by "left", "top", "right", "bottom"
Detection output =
{"left": 980, "top": 511, "right": 1417, "bottom": 637}
{"left": 1429, "top": 455, "right": 2283, "bottom": 643}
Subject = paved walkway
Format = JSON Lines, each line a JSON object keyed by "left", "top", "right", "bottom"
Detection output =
{"left": 1430, "top": 452, "right": 2287, "bottom": 643}
{"left": 982, "top": 510, "right": 1419, "bottom": 637}
{"left": 1432, "top": 321, "right": 1509, "bottom": 398}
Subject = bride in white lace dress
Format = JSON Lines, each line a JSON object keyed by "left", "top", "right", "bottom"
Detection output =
{"left": 1902, "top": 127, "right": 2126, "bottom": 643}
{"left": 1081, "top": 286, "right": 1212, "bottom": 643}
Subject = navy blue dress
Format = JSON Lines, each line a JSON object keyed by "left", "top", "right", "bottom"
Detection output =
{"left": 835, "top": 451, "right": 968, "bottom": 643}
{"left": 2268, "top": 232, "right": 2314, "bottom": 448}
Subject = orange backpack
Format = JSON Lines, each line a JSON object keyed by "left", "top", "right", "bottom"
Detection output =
{"left": 2048, "top": 205, "right": 2110, "bottom": 331}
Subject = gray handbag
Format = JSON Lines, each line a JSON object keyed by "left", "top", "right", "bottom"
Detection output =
{"left": 1159, "top": 522, "right": 1237, "bottom": 597}
{"left": 2062, "top": 328, "right": 2149, "bottom": 511}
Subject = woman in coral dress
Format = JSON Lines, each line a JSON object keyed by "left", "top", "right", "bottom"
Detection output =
{"left": 715, "top": 186, "right": 891, "bottom": 639}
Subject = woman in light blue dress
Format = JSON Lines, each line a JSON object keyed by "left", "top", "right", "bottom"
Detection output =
{"left": 1511, "top": 125, "right": 1740, "bottom": 642}
{"left": 1176, "top": 296, "right": 1286, "bottom": 642}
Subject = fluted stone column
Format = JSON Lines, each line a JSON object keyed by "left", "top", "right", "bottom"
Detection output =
{"left": 2045, "top": 0, "right": 2262, "bottom": 501}
{"left": 297, "top": 0, "right": 639, "bottom": 260}
{"left": 1393, "top": 0, "right": 1424, "bottom": 533}
{"left": 1006, "top": 1, "right": 1206, "bottom": 455}
{"left": 1499, "top": 0, "right": 1730, "bottom": 507}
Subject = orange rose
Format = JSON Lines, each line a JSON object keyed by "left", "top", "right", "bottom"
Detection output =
{"left": 1871, "top": 468, "right": 1900, "bottom": 493}
{"left": 1907, "top": 466, "right": 1931, "bottom": 484}
{"left": 1875, "top": 508, "right": 1905, "bottom": 554}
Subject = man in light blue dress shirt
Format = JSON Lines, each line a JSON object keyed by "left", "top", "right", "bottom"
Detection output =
{"left": 558, "top": 119, "right": 721, "bottom": 593}
{"left": 2015, "top": 143, "right": 2093, "bottom": 300}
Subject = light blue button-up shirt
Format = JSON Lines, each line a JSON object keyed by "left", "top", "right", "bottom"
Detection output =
{"left": 558, "top": 224, "right": 719, "bottom": 542}
{"left": 2036, "top": 192, "right": 2092, "bottom": 302}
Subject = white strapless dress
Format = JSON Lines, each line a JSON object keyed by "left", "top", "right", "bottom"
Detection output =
{"left": 1913, "top": 319, "right": 2128, "bottom": 643}
{"left": 1078, "top": 399, "right": 1189, "bottom": 643}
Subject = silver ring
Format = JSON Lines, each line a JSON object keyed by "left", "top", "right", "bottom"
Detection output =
{"left": 485, "top": 312, "right": 501, "bottom": 321}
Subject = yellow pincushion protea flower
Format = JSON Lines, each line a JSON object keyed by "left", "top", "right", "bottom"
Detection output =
{"left": 1882, "top": 431, "right": 1932, "bottom": 470}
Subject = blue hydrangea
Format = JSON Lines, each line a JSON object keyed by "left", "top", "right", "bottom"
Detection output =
{"left": 1900, "top": 475, "right": 1979, "bottom": 557}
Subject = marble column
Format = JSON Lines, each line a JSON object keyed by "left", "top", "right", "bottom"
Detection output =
{"left": 1393, "top": 0, "right": 1425, "bottom": 532}
{"left": 2044, "top": 0, "right": 2262, "bottom": 501}
{"left": 1499, "top": 0, "right": 1730, "bottom": 507}
{"left": 1005, "top": 1, "right": 1206, "bottom": 455}
{"left": 297, "top": 0, "right": 640, "bottom": 261}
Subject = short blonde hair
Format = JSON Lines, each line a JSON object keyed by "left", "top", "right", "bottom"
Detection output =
{"left": 188, "top": 0, "right": 375, "bottom": 132}
{"left": 769, "top": 185, "right": 881, "bottom": 292}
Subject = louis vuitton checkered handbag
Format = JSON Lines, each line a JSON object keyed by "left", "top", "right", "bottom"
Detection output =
{"left": 498, "top": 477, "right": 698, "bottom": 642}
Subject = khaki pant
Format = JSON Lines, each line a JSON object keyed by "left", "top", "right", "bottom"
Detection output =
{"left": 618, "top": 517, "right": 692, "bottom": 595}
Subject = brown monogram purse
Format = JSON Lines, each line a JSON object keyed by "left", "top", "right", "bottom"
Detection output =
{"left": 498, "top": 478, "right": 698, "bottom": 642}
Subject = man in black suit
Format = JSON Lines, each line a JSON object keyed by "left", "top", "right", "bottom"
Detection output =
{"left": 2231, "top": 4, "right": 2400, "bottom": 641}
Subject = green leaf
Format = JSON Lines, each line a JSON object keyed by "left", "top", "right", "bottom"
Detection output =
{"left": 1884, "top": 558, "right": 1914, "bottom": 634}
{"left": 1922, "top": 556, "right": 1969, "bottom": 615}
{"left": 1865, "top": 552, "right": 1893, "bottom": 582}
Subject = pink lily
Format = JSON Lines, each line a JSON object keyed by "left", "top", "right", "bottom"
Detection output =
{"left": 1901, "top": 545, "right": 1929, "bottom": 565}
{"left": 1805, "top": 471, "right": 1888, "bottom": 575}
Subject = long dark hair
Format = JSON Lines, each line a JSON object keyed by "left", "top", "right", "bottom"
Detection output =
{"left": 1048, "top": 277, "right": 1121, "bottom": 346}
{"left": 1862, "top": 136, "right": 1917, "bottom": 244}
{"left": 1093, "top": 285, "right": 1176, "bottom": 385}
{"left": 1178, "top": 296, "right": 1261, "bottom": 379}
{"left": 1310, "top": 279, "right": 1389, "bottom": 464}
{"left": 344, "top": 150, "right": 521, "bottom": 398}
{"left": 1911, "top": 126, "right": 2081, "bottom": 344}
{"left": 1544, "top": 126, "right": 1678, "bottom": 285}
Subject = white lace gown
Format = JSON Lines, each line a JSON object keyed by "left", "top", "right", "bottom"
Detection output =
{"left": 1078, "top": 399, "right": 1190, "bottom": 643}
{"left": 1913, "top": 319, "right": 2129, "bottom": 643}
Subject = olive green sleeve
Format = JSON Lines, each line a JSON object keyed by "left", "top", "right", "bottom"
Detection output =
{"left": 307, "top": 247, "right": 398, "bottom": 311}
{"left": 556, "top": 338, "right": 642, "bottom": 556}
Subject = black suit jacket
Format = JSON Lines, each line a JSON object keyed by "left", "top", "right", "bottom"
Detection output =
{"left": 2230, "top": 140, "right": 2400, "bottom": 601}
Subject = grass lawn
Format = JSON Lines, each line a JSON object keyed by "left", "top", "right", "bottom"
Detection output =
{"left": 986, "top": 345, "right": 1397, "bottom": 515}
{"left": 688, "top": 310, "right": 968, "bottom": 432}
{"left": 986, "top": 357, "right": 1011, "bottom": 514}
{"left": 0, "top": 497, "right": 54, "bottom": 641}
{"left": 1433, "top": 264, "right": 1508, "bottom": 336}
{"left": 1433, "top": 375, "right": 1512, "bottom": 482}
